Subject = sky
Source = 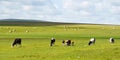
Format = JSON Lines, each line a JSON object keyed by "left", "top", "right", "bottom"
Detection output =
{"left": 0, "top": 0, "right": 120, "bottom": 24}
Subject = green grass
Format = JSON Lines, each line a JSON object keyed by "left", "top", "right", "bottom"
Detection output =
{"left": 0, "top": 24, "right": 120, "bottom": 60}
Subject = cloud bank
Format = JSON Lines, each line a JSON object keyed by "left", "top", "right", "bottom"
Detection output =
{"left": 0, "top": 0, "right": 120, "bottom": 24}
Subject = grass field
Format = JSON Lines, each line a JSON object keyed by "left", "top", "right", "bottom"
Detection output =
{"left": 0, "top": 24, "right": 120, "bottom": 60}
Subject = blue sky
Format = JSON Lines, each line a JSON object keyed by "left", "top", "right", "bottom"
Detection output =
{"left": 0, "top": 0, "right": 120, "bottom": 24}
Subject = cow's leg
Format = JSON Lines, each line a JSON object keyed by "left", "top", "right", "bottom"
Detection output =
{"left": 112, "top": 40, "right": 114, "bottom": 43}
{"left": 93, "top": 41, "right": 95, "bottom": 44}
{"left": 66, "top": 43, "right": 69, "bottom": 46}
{"left": 18, "top": 43, "right": 21, "bottom": 47}
{"left": 50, "top": 42, "right": 52, "bottom": 46}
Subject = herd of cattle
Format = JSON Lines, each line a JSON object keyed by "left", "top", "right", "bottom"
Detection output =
{"left": 11, "top": 37, "right": 115, "bottom": 47}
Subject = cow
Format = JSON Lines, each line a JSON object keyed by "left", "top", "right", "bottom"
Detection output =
{"left": 50, "top": 38, "right": 56, "bottom": 46}
{"left": 62, "top": 40, "right": 74, "bottom": 46}
{"left": 66, "top": 40, "right": 71, "bottom": 46}
{"left": 109, "top": 37, "right": 114, "bottom": 43}
{"left": 88, "top": 38, "right": 95, "bottom": 46}
{"left": 12, "top": 38, "right": 22, "bottom": 47}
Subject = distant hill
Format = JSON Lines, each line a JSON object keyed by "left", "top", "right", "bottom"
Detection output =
{"left": 0, "top": 19, "right": 50, "bottom": 22}
{"left": 0, "top": 19, "right": 117, "bottom": 26}
{"left": 0, "top": 19, "right": 79, "bottom": 26}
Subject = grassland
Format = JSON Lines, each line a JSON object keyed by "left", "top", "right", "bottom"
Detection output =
{"left": 0, "top": 23, "right": 120, "bottom": 60}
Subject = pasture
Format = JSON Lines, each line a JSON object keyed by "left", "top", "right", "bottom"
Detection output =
{"left": 0, "top": 24, "right": 120, "bottom": 60}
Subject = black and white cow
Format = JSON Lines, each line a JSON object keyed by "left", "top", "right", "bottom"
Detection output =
{"left": 62, "top": 40, "right": 74, "bottom": 46}
{"left": 66, "top": 40, "right": 71, "bottom": 46}
{"left": 50, "top": 38, "right": 56, "bottom": 46}
{"left": 12, "top": 38, "right": 22, "bottom": 47}
{"left": 109, "top": 37, "right": 114, "bottom": 43}
{"left": 88, "top": 38, "right": 95, "bottom": 46}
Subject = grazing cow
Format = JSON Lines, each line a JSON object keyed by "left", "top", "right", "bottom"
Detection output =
{"left": 109, "top": 38, "right": 114, "bottom": 43}
{"left": 50, "top": 38, "right": 56, "bottom": 46}
{"left": 62, "top": 40, "right": 74, "bottom": 46}
{"left": 12, "top": 38, "right": 22, "bottom": 47}
{"left": 88, "top": 38, "right": 95, "bottom": 46}
{"left": 66, "top": 40, "right": 71, "bottom": 46}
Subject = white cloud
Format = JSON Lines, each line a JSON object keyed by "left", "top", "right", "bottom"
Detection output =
{"left": 94, "top": 3, "right": 104, "bottom": 11}
{"left": 79, "top": 11, "right": 91, "bottom": 16}
{"left": 22, "top": 5, "right": 33, "bottom": 11}
{"left": 63, "top": 0, "right": 92, "bottom": 10}
{"left": 111, "top": 6, "right": 120, "bottom": 14}
{"left": 1, "top": 1, "right": 11, "bottom": 5}
{"left": 80, "top": 1, "right": 91, "bottom": 8}
{"left": 36, "top": 0, "right": 46, "bottom": 2}
{"left": 63, "top": 0, "right": 74, "bottom": 9}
